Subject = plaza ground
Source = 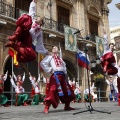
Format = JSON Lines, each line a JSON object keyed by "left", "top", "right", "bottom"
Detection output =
{"left": 0, "top": 102, "right": 120, "bottom": 120}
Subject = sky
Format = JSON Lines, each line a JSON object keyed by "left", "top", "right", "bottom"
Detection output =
{"left": 108, "top": 0, "right": 120, "bottom": 28}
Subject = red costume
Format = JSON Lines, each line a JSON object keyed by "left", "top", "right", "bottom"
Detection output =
{"left": 101, "top": 52, "right": 118, "bottom": 75}
{"left": 5, "top": 14, "right": 36, "bottom": 63}
{"left": 101, "top": 33, "right": 118, "bottom": 75}
{"left": 44, "top": 74, "right": 75, "bottom": 109}
{"left": 40, "top": 47, "right": 75, "bottom": 113}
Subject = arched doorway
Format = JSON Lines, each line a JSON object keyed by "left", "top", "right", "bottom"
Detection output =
{"left": 64, "top": 59, "right": 77, "bottom": 81}
{"left": 4, "top": 56, "right": 38, "bottom": 105}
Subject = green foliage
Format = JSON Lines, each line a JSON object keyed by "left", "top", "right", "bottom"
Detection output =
{"left": 94, "top": 73, "right": 104, "bottom": 83}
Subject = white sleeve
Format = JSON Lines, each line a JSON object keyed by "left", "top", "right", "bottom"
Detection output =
{"left": 105, "top": 79, "right": 110, "bottom": 85}
{"left": 3, "top": 73, "right": 7, "bottom": 81}
{"left": 62, "top": 60, "right": 67, "bottom": 74}
{"left": 29, "top": 2, "right": 36, "bottom": 21}
{"left": 37, "top": 74, "right": 40, "bottom": 83}
{"left": 22, "top": 73, "right": 25, "bottom": 82}
{"left": 13, "top": 74, "right": 17, "bottom": 81}
{"left": 35, "top": 31, "right": 48, "bottom": 54}
{"left": 91, "top": 83, "right": 95, "bottom": 90}
{"left": 10, "top": 78, "right": 17, "bottom": 88}
{"left": 43, "top": 77, "right": 46, "bottom": 83}
{"left": 40, "top": 55, "right": 53, "bottom": 73}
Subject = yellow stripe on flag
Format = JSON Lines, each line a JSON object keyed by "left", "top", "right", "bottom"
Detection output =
{"left": 13, "top": 50, "right": 19, "bottom": 66}
{"left": 39, "top": 54, "right": 44, "bottom": 62}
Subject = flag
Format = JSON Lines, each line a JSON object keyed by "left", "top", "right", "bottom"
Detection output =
{"left": 8, "top": 48, "right": 19, "bottom": 67}
{"left": 64, "top": 25, "right": 77, "bottom": 52}
{"left": 95, "top": 36, "right": 104, "bottom": 57}
{"left": 39, "top": 54, "right": 44, "bottom": 71}
{"left": 77, "top": 49, "right": 90, "bottom": 69}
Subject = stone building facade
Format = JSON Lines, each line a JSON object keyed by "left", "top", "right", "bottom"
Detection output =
{"left": 0, "top": 0, "right": 112, "bottom": 103}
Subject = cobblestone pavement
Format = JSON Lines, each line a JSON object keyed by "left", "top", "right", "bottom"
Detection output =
{"left": 0, "top": 102, "right": 120, "bottom": 120}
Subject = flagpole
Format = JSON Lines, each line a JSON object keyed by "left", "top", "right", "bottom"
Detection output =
{"left": 11, "top": 57, "right": 14, "bottom": 105}
{"left": 77, "top": 55, "right": 80, "bottom": 87}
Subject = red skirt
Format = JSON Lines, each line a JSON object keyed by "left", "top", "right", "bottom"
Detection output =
{"left": 44, "top": 74, "right": 75, "bottom": 108}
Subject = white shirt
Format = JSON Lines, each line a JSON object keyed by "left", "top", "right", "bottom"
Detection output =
{"left": 40, "top": 55, "right": 67, "bottom": 74}
{"left": 29, "top": 1, "right": 36, "bottom": 21}
{"left": 13, "top": 74, "right": 25, "bottom": 83}
{"left": 1, "top": 73, "right": 7, "bottom": 83}
{"left": 29, "top": 74, "right": 40, "bottom": 93}
{"left": 10, "top": 78, "right": 25, "bottom": 93}
{"left": 74, "top": 88, "right": 81, "bottom": 95}
{"left": 29, "top": 21, "right": 48, "bottom": 54}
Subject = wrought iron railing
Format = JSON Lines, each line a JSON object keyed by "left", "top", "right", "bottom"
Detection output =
{"left": 0, "top": 0, "right": 96, "bottom": 42}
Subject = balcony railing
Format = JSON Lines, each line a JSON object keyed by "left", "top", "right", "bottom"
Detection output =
{"left": 0, "top": 0, "right": 96, "bottom": 43}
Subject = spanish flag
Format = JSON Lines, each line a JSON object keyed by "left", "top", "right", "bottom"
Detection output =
{"left": 8, "top": 48, "right": 19, "bottom": 67}
{"left": 39, "top": 54, "right": 44, "bottom": 71}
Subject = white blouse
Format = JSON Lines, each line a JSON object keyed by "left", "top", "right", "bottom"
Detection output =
{"left": 40, "top": 55, "right": 67, "bottom": 74}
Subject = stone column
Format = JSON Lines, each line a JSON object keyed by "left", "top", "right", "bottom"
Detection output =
{"left": 102, "top": 2, "right": 110, "bottom": 41}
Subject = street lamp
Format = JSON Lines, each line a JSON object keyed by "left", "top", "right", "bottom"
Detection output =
{"left": 91, "top": 57, "right": 101, "bottom": 68}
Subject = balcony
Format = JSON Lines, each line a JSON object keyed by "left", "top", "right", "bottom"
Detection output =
{"left": 0, "top": 0, "right": 96, "bottom": 43}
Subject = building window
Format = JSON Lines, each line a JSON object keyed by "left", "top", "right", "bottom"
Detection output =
{"left": 15, "top": 0, "right": 31, "bottom": 11}
{"left": 15, "top": 0, "right": 31, "bottom": 18}
{"left": 57, "top": 5, "right": 70, "bottom": 32}
{"left": 89, "top": 19, "right": 98, "bottom": 42}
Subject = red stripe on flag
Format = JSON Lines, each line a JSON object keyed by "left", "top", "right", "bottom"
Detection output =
{"left": 8, "top": 48, "right": 14, "bottom": 58}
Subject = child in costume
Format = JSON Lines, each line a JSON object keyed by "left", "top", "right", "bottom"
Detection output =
{"left": 74, "top": 83, "right": 81, "bottom": 103}
{"left": 29, "top": 72, "right": 40, "bottom": 105}
{"left": 0, "top": 71, "right": 9, "bottom": 107}
{"left": 10, "top": 73, "right": 28, "bottom": 106}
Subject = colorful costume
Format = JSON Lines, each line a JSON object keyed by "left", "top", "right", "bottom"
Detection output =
{"left": 29, "top": 0, "right": 48, "bottom": 54}
{"left": 43, "top": 77, "right": 50, "bottom": 95}
{"left": 40, "top": 51, "right": 75, "bottom": 113}
{"left": 29, "top": 74, "right": 40, "bottom": 105}
{"left": 101, "top": 33, "right": 118, "bottom": 75}
{"left": 0, "top": 72, "right": 8, "bottom": 106}
{"left": 83, "top": 83, "right": 95, "bottom": 102}
{"left": 10, "top": 74, "right": 28, "bottom": 106}
{"left": 74, "top": 85, "right": 81, "bottom": 103}
{"left": 5, "top": 14, "right": 36, "bottom": 63}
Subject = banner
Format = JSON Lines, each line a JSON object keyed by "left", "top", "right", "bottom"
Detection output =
{"left": 95, "top": 36, "right": 104, "bottom": 57}
{"left": 64, "top": 25, "right": 77, "bottom": 52}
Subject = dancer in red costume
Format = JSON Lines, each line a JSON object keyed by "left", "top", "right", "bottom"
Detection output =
{"left": 5, "top": 13, "right": 36, "bottom": 63}
{"left": 40, "top": 46, "right": 75, "bottom": 113}
{"left": 101, "top": 31, "right": 118, "bottom": 75}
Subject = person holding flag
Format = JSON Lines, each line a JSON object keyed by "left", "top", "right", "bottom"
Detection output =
{"left": 40, "top": 46, "right": 75, "bottom": 113}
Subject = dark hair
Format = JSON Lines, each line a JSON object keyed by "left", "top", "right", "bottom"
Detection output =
{"left": 109, "top": 43, "right": 115, "bottom": 47}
